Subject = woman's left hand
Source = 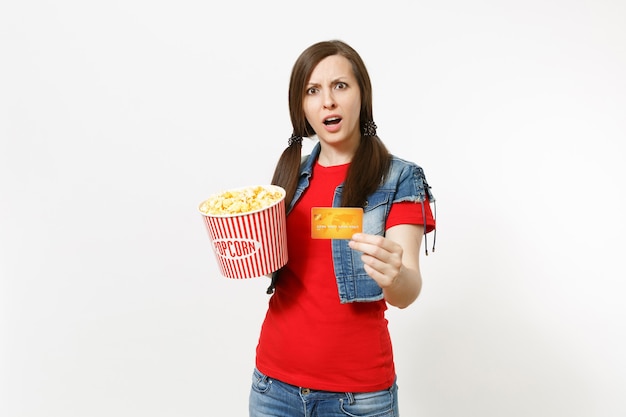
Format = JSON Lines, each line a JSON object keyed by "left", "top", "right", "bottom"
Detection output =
{"left": 348, "top": 233, "right": 404, "bottom": 288}
{"left": 348, "top": 225, "right": 424, "bottom": 308}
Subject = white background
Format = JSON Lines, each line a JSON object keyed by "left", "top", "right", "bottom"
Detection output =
{"left": 1, "top": 1, "right": 625, "bottom": 416}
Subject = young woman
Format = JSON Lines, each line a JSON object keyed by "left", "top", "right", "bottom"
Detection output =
{"left": 249, "top": 40, "right": 436, "bottom": 417}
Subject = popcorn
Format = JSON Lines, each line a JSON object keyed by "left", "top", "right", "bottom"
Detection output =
{"left": 198, "top": 185, "right": 288, "bottom": 278}
{"left": 199, "top": 185, "right": 284, "bottom": 216}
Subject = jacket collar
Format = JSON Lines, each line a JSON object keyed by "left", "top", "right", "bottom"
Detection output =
{"left": 300, "top": 141, "right": 321, "bottom": 177}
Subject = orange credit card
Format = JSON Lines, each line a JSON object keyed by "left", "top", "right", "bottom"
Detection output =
{"left": 311, "top": 207, "right": 363, "bottom": 239}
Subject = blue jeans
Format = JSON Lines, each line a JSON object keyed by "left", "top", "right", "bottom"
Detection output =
{"left": 249, "top": 368, "right": 399, "bottom": 417}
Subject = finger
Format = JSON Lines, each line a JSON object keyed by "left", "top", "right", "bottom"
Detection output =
{"left": 349, "top": 241, "right": 389, "bottom": 265}
{"left": 350, "top": 233, "right": 399, "bottom": 254}
{"left": 351, "top": 233, "right": 386, "bottom": 246}
{"left": 362, "top": 259, "right": 398, "bottom": 288}
{"left": 350, "top": 235, "right": 403, "bottom": 262}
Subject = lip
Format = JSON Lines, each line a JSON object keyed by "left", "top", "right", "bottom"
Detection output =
{"left": 322, "top": 114, "right": 342, "bottom": 133}
{"left": 323, "top": 114, "right": 342, "bottom": 124}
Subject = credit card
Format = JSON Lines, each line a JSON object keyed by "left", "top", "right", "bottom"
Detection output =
{"left": 311, "top": 207, "right": 363, "bottom": 239}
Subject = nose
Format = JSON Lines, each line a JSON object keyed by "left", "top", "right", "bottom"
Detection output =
{"left": 322, "top": 90, "right": 336, "bottom": 109}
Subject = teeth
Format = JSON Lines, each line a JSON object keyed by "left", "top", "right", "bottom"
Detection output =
{"left": 324, "top": 117, "right": 340, "bottom": 124}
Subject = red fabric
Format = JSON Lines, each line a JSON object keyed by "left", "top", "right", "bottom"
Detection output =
{"left": 387, "top": 199, "right": 436, "bottom": 233}
{"left": 255, "top": 161, "right": 434, "bottom": 392}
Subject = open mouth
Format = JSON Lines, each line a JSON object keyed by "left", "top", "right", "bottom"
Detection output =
{"left": 323, "top": 117, "right": 342, "bottom": 126}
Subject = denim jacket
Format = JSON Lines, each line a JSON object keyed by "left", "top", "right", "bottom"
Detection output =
{"left": 270, "top": 142, "right": 435, "bottom": 303}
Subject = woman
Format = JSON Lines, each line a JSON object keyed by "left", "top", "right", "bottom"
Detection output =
{"left": 250, "top": 40, "right": 436, "bottom": 417}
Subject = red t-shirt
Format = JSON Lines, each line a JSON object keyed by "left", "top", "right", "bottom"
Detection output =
{"left": 255, "top": 161, "right": 435, "bottom": 392}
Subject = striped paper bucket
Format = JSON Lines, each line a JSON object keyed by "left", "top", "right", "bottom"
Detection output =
{"left": 199, "top": 185, "right": 288, "bottom": 279}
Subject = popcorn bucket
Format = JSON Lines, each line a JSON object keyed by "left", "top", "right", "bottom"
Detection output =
{"left": 198, "top": 185, "right": 288, "bottom": 279}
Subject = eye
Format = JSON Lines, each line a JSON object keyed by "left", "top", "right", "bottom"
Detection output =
{"left": 306, "top": 86, "right": 318, "bottom": 95}
{"left": 335, "top": 82, "right": 348, "bottom": 90}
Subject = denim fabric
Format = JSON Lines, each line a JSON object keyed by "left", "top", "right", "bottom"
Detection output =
{"left": 289, "top": 142, "right": 435, "bottom": 303}
{"left": 249, "top": 368, "right": 399, "bottom": 417}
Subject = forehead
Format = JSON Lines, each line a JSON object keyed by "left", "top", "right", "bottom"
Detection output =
{"left": 307, "top": 55, "right": 354, "bottom": 83}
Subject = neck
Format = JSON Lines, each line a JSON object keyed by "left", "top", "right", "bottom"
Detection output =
{"left": 317, "top": 139, "right": 360, "bottom": 167}
{"left": 317, "top": 153, "right": 353, "bottom": 167}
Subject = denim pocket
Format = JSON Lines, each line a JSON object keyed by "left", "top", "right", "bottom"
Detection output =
{"left": 362, "top": 191, "right": 392, "bottom": 236}
{"left": 251, "top": 368, "right": 272, "bottom": 394}
{"left": 339, "top": 384, "right": 397, "bottom": 417}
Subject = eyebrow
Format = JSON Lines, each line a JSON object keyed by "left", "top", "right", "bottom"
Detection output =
{"left": 306, "top": 77, "right": 349, "bottom": 87}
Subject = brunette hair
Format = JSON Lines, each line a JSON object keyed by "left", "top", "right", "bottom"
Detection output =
{"left": 271, "top": 40, "right": 391, "bottom": 208}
